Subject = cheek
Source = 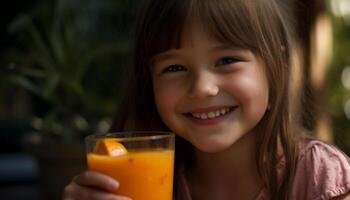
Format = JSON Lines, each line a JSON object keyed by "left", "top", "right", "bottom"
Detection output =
{"left": 155, "top": 94, "right": 172, "bottom": 116}
{"left": 154, "top": 87, "right": 168, "bottom": 114}
{"left": 153, "top": 82, "right": 179, "bottom": 119}
{"left": 153, "top": 77, "right": 187, "bottom": 109}
{"left": 153, "top": 85, "right": 186, "bottom": 136}
{"left": 234, "top": 74, "right": 269, "bottom": 118}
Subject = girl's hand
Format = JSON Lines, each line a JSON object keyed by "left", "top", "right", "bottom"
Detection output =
{"left": 63, "top": 170, "right": 132, "bottom": 200}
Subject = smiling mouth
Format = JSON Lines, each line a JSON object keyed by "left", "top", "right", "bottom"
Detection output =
{"left": 185, "top": 106, "right": 237, "bottom": 120}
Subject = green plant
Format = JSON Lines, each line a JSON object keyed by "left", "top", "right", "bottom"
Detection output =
{"left": 6, "top": 0, "right": 130, "bottom": 143}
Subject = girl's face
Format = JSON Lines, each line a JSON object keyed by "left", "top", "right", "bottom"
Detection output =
{"left": 151, "top": 23, "right": 269, "bottom": 153}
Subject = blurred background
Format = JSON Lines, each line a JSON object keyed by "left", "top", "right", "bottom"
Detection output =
{"left": 0, "top": 0, "right": 349, "bottom": 199}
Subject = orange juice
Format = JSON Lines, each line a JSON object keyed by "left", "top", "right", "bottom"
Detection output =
{"left": 87, "top": 150, "right": 174, "bottom": 200}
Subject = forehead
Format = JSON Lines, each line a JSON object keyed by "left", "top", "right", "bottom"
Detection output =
{"left": 178, "top": 19, "right": 221, "bottom": 48}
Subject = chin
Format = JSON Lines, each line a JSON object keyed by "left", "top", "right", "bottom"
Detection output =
{"left": 192, "top": 139, "right": 233, "bottom": 153}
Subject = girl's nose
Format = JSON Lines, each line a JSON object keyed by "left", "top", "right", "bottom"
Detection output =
{"left": 188, "top": 72, "right": 219, "bottom": 99}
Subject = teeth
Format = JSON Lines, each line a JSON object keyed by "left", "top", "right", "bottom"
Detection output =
{"left": 191, "top": 107, "right": 232, "bottom": 120}
{"left": 208, "top": 112, "right": 216, "bottom": 119}
{"left": 194, "top": 113, "right": 201, "bottom": 118}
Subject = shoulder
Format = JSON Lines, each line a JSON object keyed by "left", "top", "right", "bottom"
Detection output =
{"left": 298, "top": 138, "right": 349, "bottom": 165}
{"left": 291, "top": 138, "right": 350, "bottom": 200}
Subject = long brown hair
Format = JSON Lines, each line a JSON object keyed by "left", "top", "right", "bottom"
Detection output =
{"left": 113, "top": 0, "right": 299, "bottom": 199}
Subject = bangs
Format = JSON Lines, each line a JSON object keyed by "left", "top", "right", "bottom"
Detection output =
{"left": 191, "top": 0, "right": 259, "bottom": 51}
{"left": 139, "top": 0, "right": 260, "bottom": 63}
{"left": 137, "top": 0, "right": 189, "bottom": 62}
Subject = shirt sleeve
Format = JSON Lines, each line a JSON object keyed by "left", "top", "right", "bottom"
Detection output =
{"left": 292, "top": 140, "right": 350, "bottom": 200}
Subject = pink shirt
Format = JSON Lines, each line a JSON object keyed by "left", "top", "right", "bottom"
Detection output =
{"left": 256, "top": 138, "right": 350, "bottom": 200}
{"left": 176, "top": 138, "right": 350, "bottom": 200}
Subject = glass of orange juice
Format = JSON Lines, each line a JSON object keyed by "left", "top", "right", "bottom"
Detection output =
{"left": 85, "top": 131, "right": 175, "bottom": 200}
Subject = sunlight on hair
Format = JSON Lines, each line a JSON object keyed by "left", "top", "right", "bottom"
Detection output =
{"left": 310, "top": 14, "right": 333, "bottom": 90}
{"left": 309, "top": 13, "right": 334, "bottom": 142}
{"left": 315, "top": 114, "right": 333, "bottom": 142}
{"left": 342, "top": 66, "right": 350, "bottom": 90}
{"left": 289, "top": 44, "right": 303, "bottom": 120}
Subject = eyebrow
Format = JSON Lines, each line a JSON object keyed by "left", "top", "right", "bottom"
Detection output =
{"left": 210, "top": 44, "right": 243, "bottom": 52}
{"left": 153, "top": 52, "right": 174, "bottom": 60}
{"left": 152, "top": 50, "right": 180, "bottom": 63}
{"left": 152, "top": 44, "right": 244, "bottom": 63}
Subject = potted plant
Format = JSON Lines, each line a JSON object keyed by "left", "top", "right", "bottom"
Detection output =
{"left": 5, "top": 0, "right": 134, "bottom": 199}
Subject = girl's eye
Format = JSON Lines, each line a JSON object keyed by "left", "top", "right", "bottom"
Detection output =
{"left": 162, "top": 65, "right": 187, "bottom": 73}
{"left": 216, "top": 57, "right": 240, "bottom": 66}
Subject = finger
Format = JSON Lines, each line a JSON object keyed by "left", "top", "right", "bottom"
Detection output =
{"left": 64, "top": 182, "right": 132, "bottom": 200}
{"left": 63, "top": 182, "right": 77, "bottom": 199}
{"left": 73, "top": 171, "right": 119, "bottom": 191}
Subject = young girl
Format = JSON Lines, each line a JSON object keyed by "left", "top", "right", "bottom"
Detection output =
{"left": 63, "top": 0, "right": 350, "bottom": 199}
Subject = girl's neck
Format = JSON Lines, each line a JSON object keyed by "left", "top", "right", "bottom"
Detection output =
{"left": 187, "top": 131, "right": 263, "bottom": 199}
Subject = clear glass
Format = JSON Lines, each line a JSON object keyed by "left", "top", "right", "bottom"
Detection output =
{"left": 85, "top": 131, "right": 175, "bottom": 200}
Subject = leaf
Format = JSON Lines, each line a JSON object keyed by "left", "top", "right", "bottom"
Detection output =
{"left": 25, "top": 19, "right": 57, "bottom": 71}
{"left": 22, "top": 68, "right": 46, "bottom": 78}
{"left": 7, "top": 14, "right": 32, "bottom": 34}
{"left": 65, "top": 79, "right": 84, "bottom": 97}
{"left": 50, "top": 29, "right": 66, "bottom": 68}
{"left": 75, "top": 45, "right": 125, "bottom": 81}
{"left": 43, "top": 74, "right": 60, "bottom": 99}
{"left": 33, "top": 51, "right": 56, "bottom": 73}
{"left": 9, "top": 75, "right": 43, "bottom": 97}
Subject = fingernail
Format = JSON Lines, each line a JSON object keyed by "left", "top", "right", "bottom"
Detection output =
{"left": 108, "top": 181, "right": 119, "bottom": 190}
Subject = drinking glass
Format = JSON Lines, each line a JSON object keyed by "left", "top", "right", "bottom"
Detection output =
{"left": 85, "top": 131, "right": 175, "bottom": 200}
